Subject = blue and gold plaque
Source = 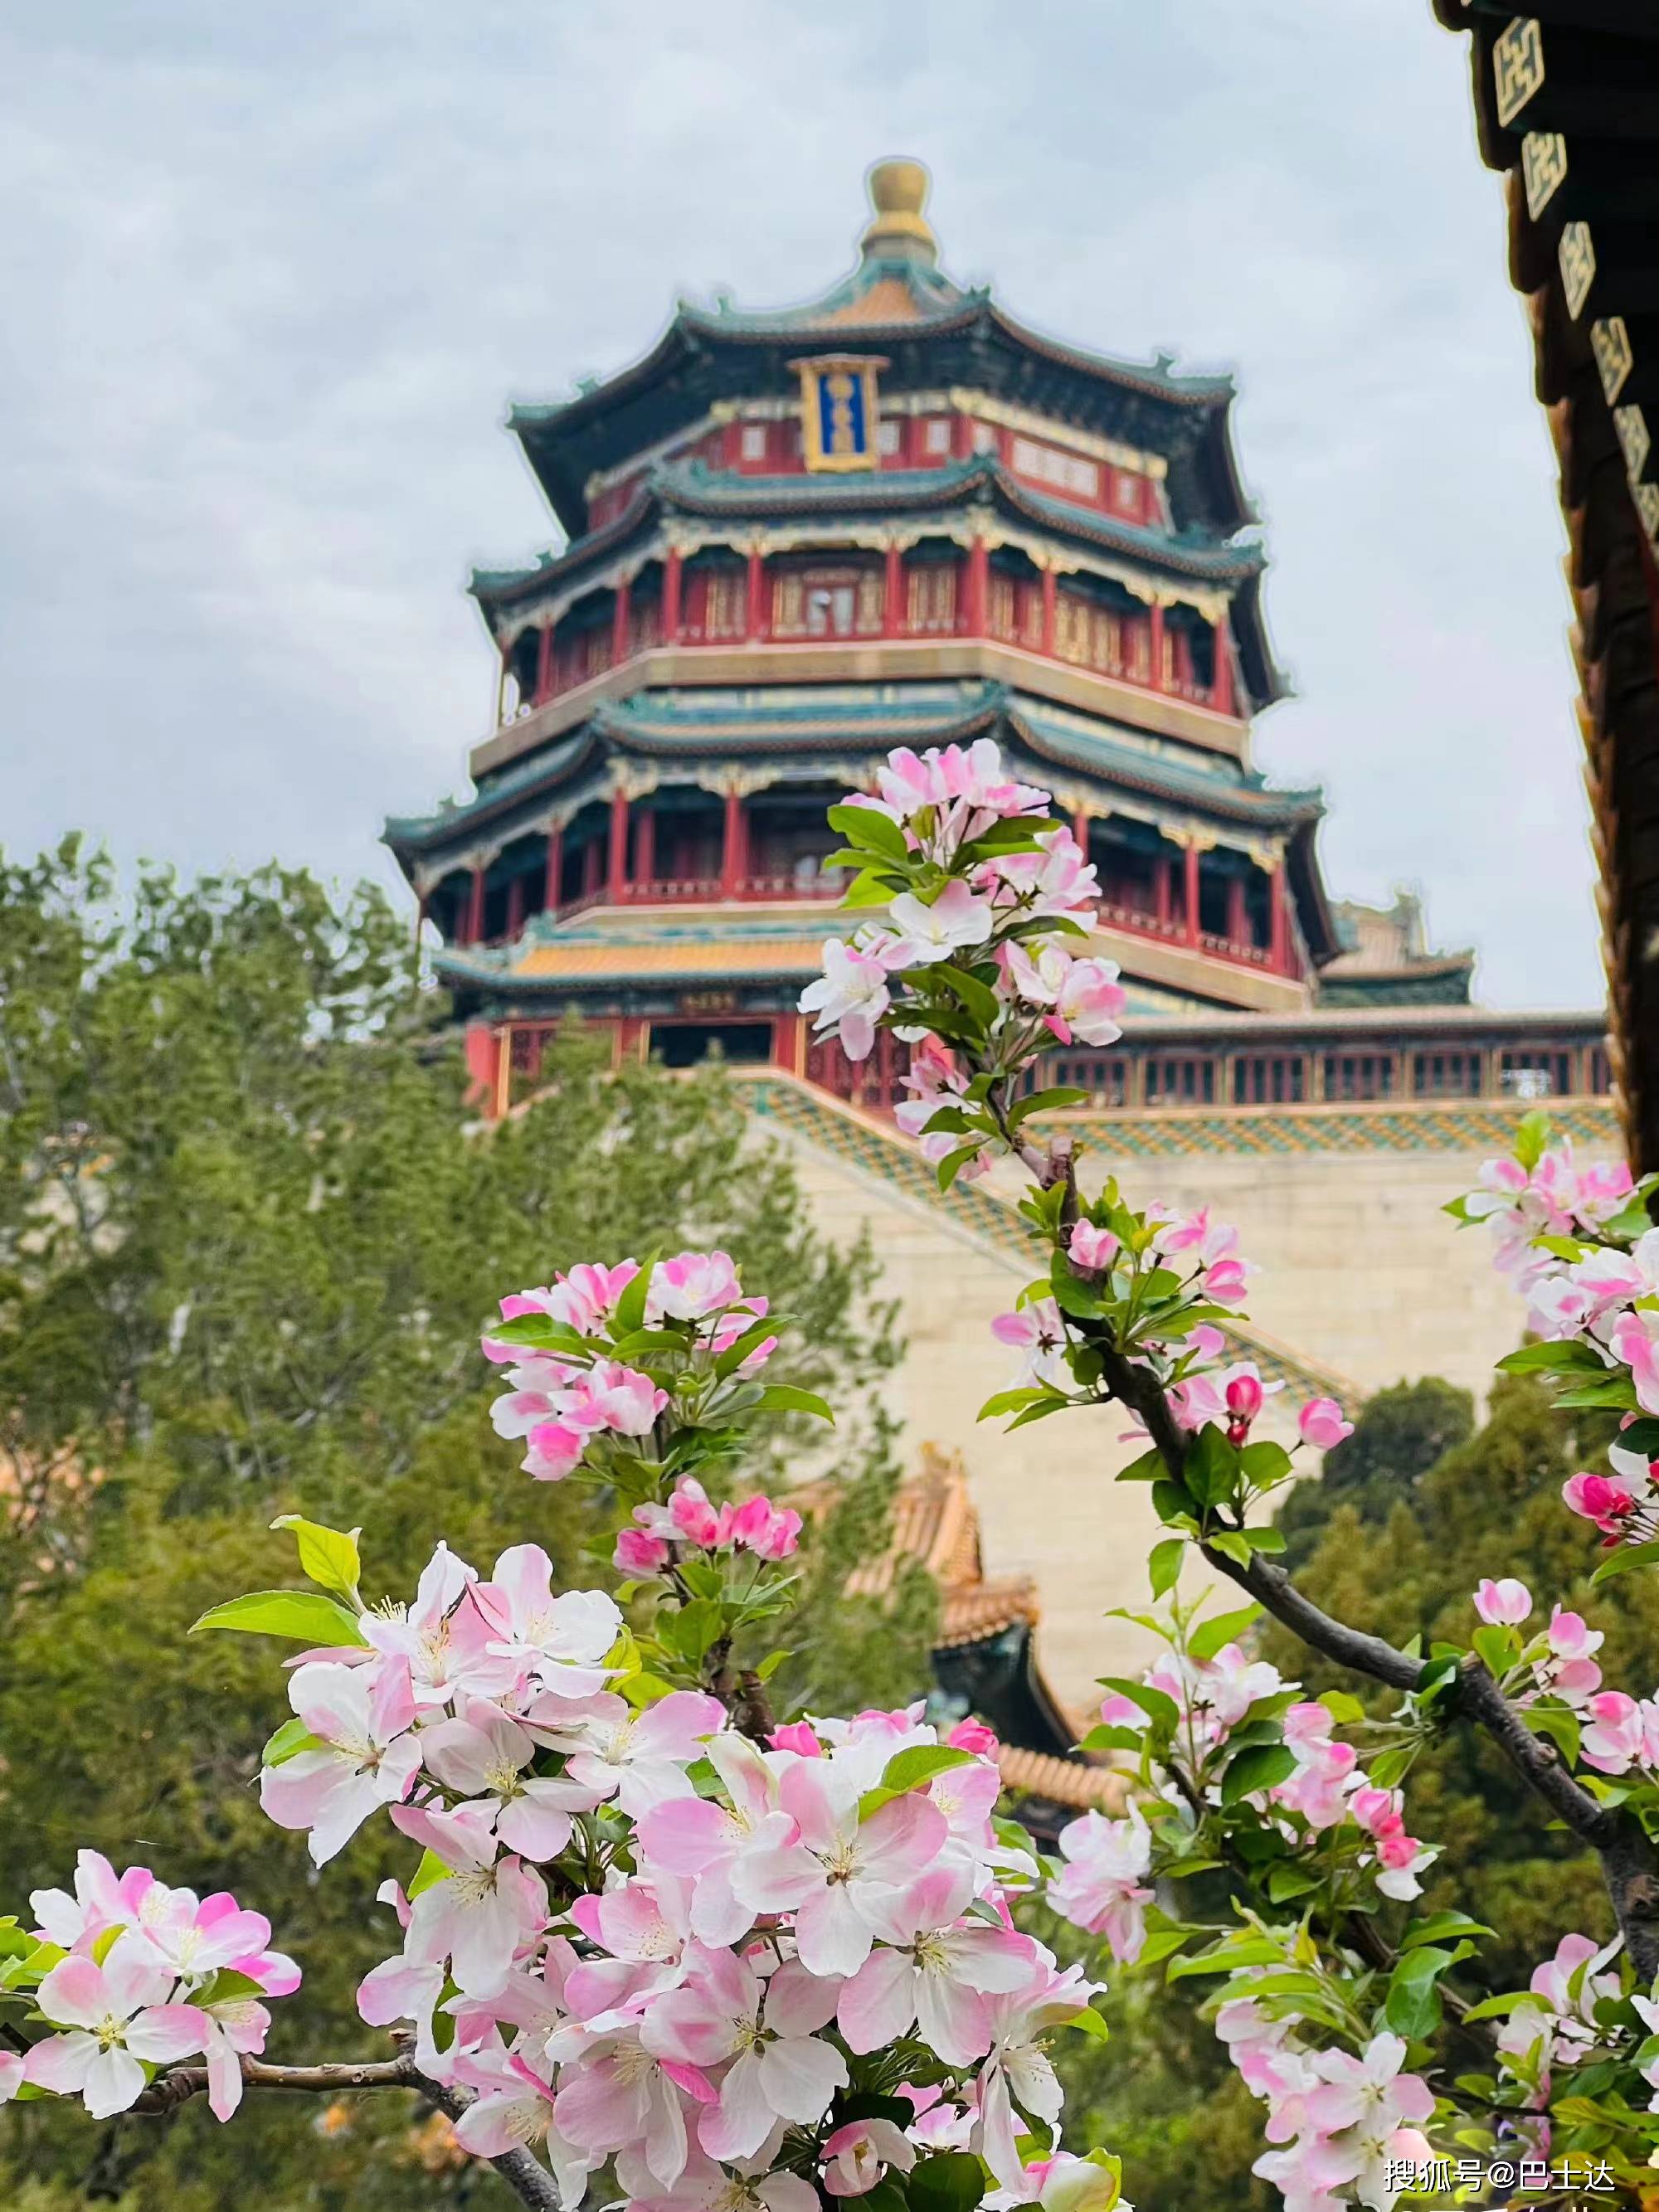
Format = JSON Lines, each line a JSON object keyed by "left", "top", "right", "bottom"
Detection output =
{"left": 791, "top": 353, "right": 888, "bottom": 474}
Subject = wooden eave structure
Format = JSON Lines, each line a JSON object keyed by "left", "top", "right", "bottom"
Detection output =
{"left": 507, "top": 296, "right": 1253, "bottom": 546}
{"left": 1434, "top": 2, "right": 1659, "bottom": 1169}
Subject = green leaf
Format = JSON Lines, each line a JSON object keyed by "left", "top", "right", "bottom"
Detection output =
{"left": 406, "top": 1849, "right": 450, "bottom": 1901}
{"left": 1185, "top": 1423, "right": 1239, "bottom": 1510}
{"left": 1513, "top": 1108, "right": 1551, "bottom": 1173}
{"left": 612, "top": 1257, "right": 654, "bottom": 1339}
{"left": 261, "top": 1716, "right": 324, "bottom": 1767}
{"left": 1097, "top": 1676, "right": 1180, "bottom": 1736}
{"left": 1238, "top": 1440, "right": 1293, "bottom": 1490}
{"left": 194, "top": 1967, "right": 268, "bottom": 2005}
{"left": 933, "top": 963, "right": 1001, "bottom": 1033}
{"left": 1471, "top": 1623, "right": 1515, "bottom": 1677}
{"left": 1267, "top": 1861, "right": 1322, "bottom": 1903}
{"left": 1062, "top": 2006, "right": 1111, "bottom": 2043}
{"left": 908, "top": 2151, "right": 987, "bottom": 2212}
{"left": 827, "top": 803, "right": 911, "bottom": 863}
{"left": 1401, "top": 1913, "right": 1495, "bottom": 1952}
{"left": 1496, "top": 1339, "right": 1608, "bottom": 1375}
{"left": 1189, "top": 1603, "right": 1263, "bottom": 1663}
{"left": 938, "top": 1141, "right": 989, "bottom": 1193}
{"left": 747, "top": 1383, "right": 834, "bottom": 1424}
{"left": 978, "top": 1386, "right": 1050, "bottom": 1421}
{"left": 1220, "top": 1743, "right": 1296, "bottom": 1805}
{"left": 859, "top": 1743, "right": 975, "bottom": 1816}
{"left": 270, "top": 1514, "right": 362, "bottom": 1600}
{"left": 1008, "top": 1086, "right": 1089, "bottom": 1121}
{"left": 1591, "top": 1540, "right": 1659, "bottom": 1588}
{"left": 1116, "top": 1446, "right": 1165, "bottom": 1484}
{"left": 191, "top": 1590, "right": 366, "bottom": 1646}
{"left": 1318, "top": 1690, "right": 1367, "bottom": 1725}
{"left": 1148, "top": 1537, "right": 1184, "bottom": 1600}
{"left": 1078, "top": 1723, "right": 1146, "bottom": 1753}
{"left": 1384, "top": 1945, "right": 1454, "bottom": 2039}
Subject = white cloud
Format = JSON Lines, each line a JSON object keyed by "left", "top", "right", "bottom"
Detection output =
{"left": 0, "top": 0, "right": 1599, "bottom": 1006}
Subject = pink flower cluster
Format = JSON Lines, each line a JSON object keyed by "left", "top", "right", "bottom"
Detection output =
{"left": 1048, "top": 1806, "right": 1154, "bottom": 1965}
{"left": 1462, "top": 1138, "right": 1659, "bottom": 1422}
{"left": 275, "top": 1643, "right": 1093, "bottom": 2203}
{"left": 1217, "top": 1998, "right": 1434, "bottom": 2212}
{"left": 485, "top": 1251, "right": 776, "bottom": 1483}
{"left": 1469, "top": 1579, "right": 1604, "bottom": 1707}
{"left": 7, "top": 1854, "right": 295, "bottom": 2122}
{"left": 1076, "top": 1647, "right": 1438, "bottom": 1911}
{"left": 1496, "top": 1934, "right": 1624, "bottom": 2104}
{"left": 1564, "top": 1440, "right": 1659, "bottom": 1549}
{"left": 616, "top": 1476, "right": 803, "bottom": 1576}
{"left": 799, "top": 740, "right": 1126, "bottom": 1097}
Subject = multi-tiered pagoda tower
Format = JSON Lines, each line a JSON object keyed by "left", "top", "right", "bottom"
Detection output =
{"left": 383, "top": 159, "right": 1617, "bottom": 1727}
{"left": 391, "top": 161, "right": 1602, "bottom": 1121}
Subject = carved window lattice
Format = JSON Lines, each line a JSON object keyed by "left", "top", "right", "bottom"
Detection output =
{"left": 907, "top": 562, "right": 957, "bottom": 634}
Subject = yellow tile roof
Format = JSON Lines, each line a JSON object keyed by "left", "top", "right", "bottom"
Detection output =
{"left": 512, "top": 936, "right": 826, "bottom": 982}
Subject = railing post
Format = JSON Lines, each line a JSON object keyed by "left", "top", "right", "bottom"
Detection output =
{"left": 1184, "top": 843, "right": 1200, "bottom": 948}
{"left": 1040, "top": 568, "right": 1057, "bottom": 659}
{"left": 1150, "top": 602, "right": 1166, "bottom": 693}
{"left": 466, "top": 864, "right": 487, "bottom": 946}
{"left": 746, "top": 548, "right": 764, "bottom": 641}
{"left": 883, "top": 542, "right": 903, "bottom": 638}
{"left": 663, "top": 548, "right": 683, "bottom": 644}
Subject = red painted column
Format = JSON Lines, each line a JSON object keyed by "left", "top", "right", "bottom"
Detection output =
{"left": 964, "top": 538, "right": 989, "bottom": 637}
{"left": 1213, "top": 615, "right": 1234, "bottom": 716}
{"left": 720, "top": 790, "right": 746, "bottom": 896}
{"left": 534, "top": 621, "right": 553, "bottom": 704}
{"left": 1040, "top": 569, "right": 1057, "bottom": 659}
{"left": 663, "top": 549, "right": 683, "bottom": 644}
{"left": 506, "top": 874, "right": 525, "bottom": 939}
{"left": 543, "top": 825, "right": 563, "bottom": 916}
{"left": 611, "top": 576, "right": 632, "bottom": 665}
{"left": 1184, "top": 843, "right": 1201, "bottom": 947}
{"left": 634, "top": 806, "right": 656, "bottom": 891}
{"left": 745, "top": 549, "right": 763, "bottom": 640}
{"left": 951, "top": 413, "right": 974, "bottom": 460}
{"left": 1269, "top": 863, "right": 1291, "bottom": 974}
{"left": 466, "top": 864, "right": 487, "bottom": 946}
{"left": 1155, "top": 856, "right": 1172, "bottom": 927}
{"left": 883, "top": 543, "right": 903, "bottom": 637}
{"left": 1149, "top": 603, "right": 1166, "bottom": 692}
{"left": 607, "top": 789, "right": 630, "bottom": 902}
{"left": 1072, "top": 808, "right": 1092, "bottom": 863}
{"left": 1225, "top": 870, "right": 1248, "bottom": 952}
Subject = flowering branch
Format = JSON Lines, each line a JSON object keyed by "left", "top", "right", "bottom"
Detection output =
{"left": 793, "top": 737, "right": 1659, "bottom": 2197}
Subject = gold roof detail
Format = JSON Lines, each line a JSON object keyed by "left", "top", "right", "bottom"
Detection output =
{"left": 860, "top": 157, "right": 938, "bottom": 265}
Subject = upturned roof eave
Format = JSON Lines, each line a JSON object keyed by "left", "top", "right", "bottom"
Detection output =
{"left": 469, "top": 455, "right": 1267, "bottom": 627}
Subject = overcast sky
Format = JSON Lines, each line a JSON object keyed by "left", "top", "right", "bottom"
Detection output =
{"left": 0, "top": 2, "right": 1600, "bottom": 1008}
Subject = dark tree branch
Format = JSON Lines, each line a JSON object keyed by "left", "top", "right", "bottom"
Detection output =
{"left": 1088, "top": 1325, "right": 1659, "bottom": 1982}
{"left": 127, "top": 2047, "right": 563, "bottom": 2211}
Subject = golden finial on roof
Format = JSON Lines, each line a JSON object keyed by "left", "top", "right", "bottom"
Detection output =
{"left": 860, "top": 157, "right": 937, "bottom": 265}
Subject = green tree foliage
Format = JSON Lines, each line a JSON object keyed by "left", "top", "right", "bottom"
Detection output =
{"left": 0, "top": 843, "right": 934, "bottom": 2207}
{"left": 1274, "top": 1377, "right": 1474, "bottom": 1570}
